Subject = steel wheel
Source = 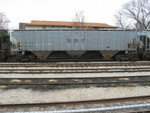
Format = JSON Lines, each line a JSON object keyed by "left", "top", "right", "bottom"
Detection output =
{"left": 114, "top": 54, "right": 122, "bottom": 61}
{"left": 143, "top": 54, "right": 150, "bottom": 60}
{"left": 27, "top": 55, "right": 36, "bottom": 62}
{"left": 21, "top": 55, "right": 36, "bottom": 62}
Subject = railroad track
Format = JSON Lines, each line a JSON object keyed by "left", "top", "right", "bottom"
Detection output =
{"left": 0, "top": 76, "right": 150, "bottom": 90}
{"left": 0, "top": 61, "right": 150, "bottom": 112}
{"left": 1, "top": 61, "right": 150, "bottom": 67}
{"left": 0, "top": 61, "right": 150, "bottom": 74}
{"left": 0, "top": 61, "right": 150, "bottom": 89}
{"left": 1, "top": 66, "right": 150, "bottom": 74}
{"left": 0, "top": 96, "right": 150, "bottom": 113}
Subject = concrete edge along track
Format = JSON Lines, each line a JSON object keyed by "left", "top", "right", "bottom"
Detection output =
{"left": 0, "top": 96, "right": 150, "bottom": 113}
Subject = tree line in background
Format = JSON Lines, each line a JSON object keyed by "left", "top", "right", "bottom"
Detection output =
{"left": 72, "top": 11, "right": 85, "bottom": 28}
{"left": 115, "top": 0, "right": 150, "bottom": 30}
{"left": 71, "top": 0, "right": 150, "bottom": 30}
{"left": 0, "top": 12, "right": 9, "bottom": 29}
{"left": 0, "top": 0, "right": 150, "bottom": 30}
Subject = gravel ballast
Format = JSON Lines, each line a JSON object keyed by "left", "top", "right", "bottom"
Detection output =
{"left": 0, "top": 86, "right": 150, "bottom": 104}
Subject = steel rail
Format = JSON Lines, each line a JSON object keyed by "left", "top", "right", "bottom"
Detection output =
{"left": 0, "top": 96, "right": 150, "bottom": 113}
{"left": 0, "top": 76, "right": 150, "bottom": 85}
{"left": 0, "top": 67, "right": 150, "bottom": 74}
{"left": 64, "top": 103, "right": 149, "bottom": 113}
{"left": 0, "top": 79, "right": 149, "bottom": 89}
{"left": 8, "top": 103, "right": 150, "bottom": 113}
{"left": 0, "top": 61, "right": 150, "bottom": 67}
{"left": 0, "top": 95, "right": 149, "bottom": 106}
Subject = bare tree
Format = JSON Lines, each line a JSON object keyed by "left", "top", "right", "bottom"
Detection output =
{"left": 72, "top": 11, "right": 85, "bottom": 28}
{"left": 115, "top": 0, "right": 150, "bottom": 30}
{"left": 115, "top": 11, "right": 132, "bottom": 29}
{"left": 0, "top": 12, "right": 10, "bottom": 29}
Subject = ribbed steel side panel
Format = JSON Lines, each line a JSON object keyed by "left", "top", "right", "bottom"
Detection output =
{"left": 12, "top": 30, "right": 138, "bottom": 51}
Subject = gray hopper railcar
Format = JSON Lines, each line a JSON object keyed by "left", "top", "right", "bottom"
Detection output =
{"left": 12, "top": 29, "right": 150, "bottom": 61}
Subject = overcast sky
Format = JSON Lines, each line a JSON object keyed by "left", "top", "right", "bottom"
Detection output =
{"left": 0, "top": 0, "right": 131, "bottom": 29}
